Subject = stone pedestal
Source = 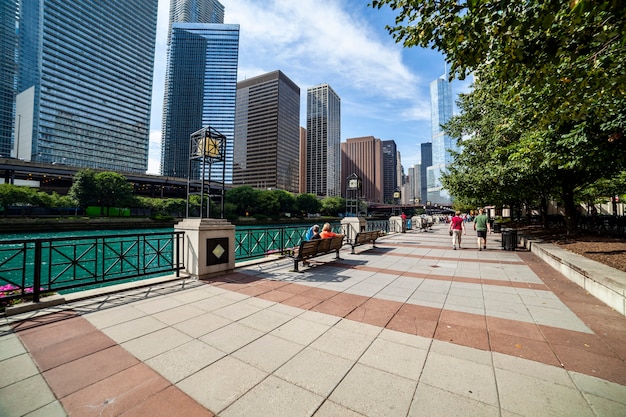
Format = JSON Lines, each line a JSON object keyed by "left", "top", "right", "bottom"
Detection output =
{"left": 341, "top": 217, "right": 366, "bottom": 242}
{"left": 389, "top": 216, "right": 405, "bottom": 233}
{"left": 174, "top": 218, "right": 235, "bottom": 279}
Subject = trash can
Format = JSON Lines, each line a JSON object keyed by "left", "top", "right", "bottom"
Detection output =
{"left": 493, "top": 222, "right": 502, "bottom": 233}
{"left": 501, "top": 228, "right": 517, "bottom": 251}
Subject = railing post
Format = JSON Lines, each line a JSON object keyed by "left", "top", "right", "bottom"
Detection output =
{"left": 33, "top": 241, "right": 42, "bottom": 303}
{"left": 175, "top": 232, "right": 181, "bottom": 277}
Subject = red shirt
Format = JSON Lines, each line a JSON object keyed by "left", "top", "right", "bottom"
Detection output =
{"left": 451, "top": 216, "right": 464, "bottom": 230}
{"left": 320, "top": 231, "right": 337, "bottom": 239}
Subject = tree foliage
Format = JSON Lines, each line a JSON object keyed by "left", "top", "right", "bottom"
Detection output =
{"left": 372, "top": 0, "right": 626, "bottom": 232}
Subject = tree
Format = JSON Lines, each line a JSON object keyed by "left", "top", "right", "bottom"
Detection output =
{"left": 68, "top": 169, "right": 99, "bottom": 209}
{"left": 295, "top": 193, "right": 321, "bottom": 216}
{"left": 94, "top": 172, "right": 135, "bottom": 216}
{"left": 373, "top": 0, "right": 626, "bottom": 233}
{"left": 321, "top": 196, "right": 345, "bottom": 216}
{"left": 225, "top": 186, "right": 259, "bottom": 216}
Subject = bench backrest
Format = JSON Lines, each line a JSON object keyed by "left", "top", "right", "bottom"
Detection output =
{"left": 299, "top": 239, "right": 320, "bottom": 257}
{"left": 329, "top": 235, "right": 344, "bottom": 251}
{"left": 317, "top": 237, "right": 332, "bottom": 253}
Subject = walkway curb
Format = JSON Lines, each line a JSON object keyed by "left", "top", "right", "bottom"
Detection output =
{"left": 519, "top": 235, "right": 626, "bottom": 317}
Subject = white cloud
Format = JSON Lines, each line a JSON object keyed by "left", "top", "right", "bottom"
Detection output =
{"left": 147, "top": 130, "right": 161, "bottom": 175}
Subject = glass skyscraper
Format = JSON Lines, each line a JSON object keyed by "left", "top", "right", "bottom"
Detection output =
{"left": 160, "top": 0, "right": 239, "bottom": 183}
{"left": 428, "top": 76, "right": 456, "bottom": 204}
{"left": 382, "top": 140, "right": 398, "bottom": 203}
{"left": 0, "top": 0, "right": 18, "bottom": 158}
{"left": 234, "top": 70, "right": 300, "bottom": 192}
{"left": 4, "top": 0, "right": 158, "bottom": 172}
{"left": 306, "top": 84, "right": 341, "bottom": 197}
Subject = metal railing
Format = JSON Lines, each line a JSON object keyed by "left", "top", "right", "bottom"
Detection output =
{"left": 0, "top": 231, "right": 184, "bottom": 305}
{"left": 235, "top": 225, "right": 314, "bottom": 261}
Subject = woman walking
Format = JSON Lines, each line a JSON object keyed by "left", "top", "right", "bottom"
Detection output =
{"left": 449, "top": 211, "right": 466, "bottom": 250}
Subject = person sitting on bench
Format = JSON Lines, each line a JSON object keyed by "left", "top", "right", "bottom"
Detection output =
{"left": 320, "top": 223, "right": 343, "bottom": 239}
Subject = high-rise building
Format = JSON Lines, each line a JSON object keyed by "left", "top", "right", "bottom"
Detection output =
{"left": 299, "top": 126, "right": 307, "bottom": 194}
{"left": 160, "top": 0, "right": 239, "bottom": 182}
{"left": 382, "top": 140, "right": 398, "bottom": 203}
{"left": 420, "top": 142, "right": 432, "bottom": 204}
{"left": 0, "top": 0, "right": 18, "bottom": 158}
{"left": 4, "top": 0, "right": 158, "bottom": 171}
{"left": 234, "top": 70, "right": 300, "bottom": 192}
{"left": 428, "top": 76, "right": 456, "bottom": 204}
{"left": 341, "top": 136, "right": 383, "bottom": 203}
{"left": 306, "top": 84, "right": 341, "bottom": 197}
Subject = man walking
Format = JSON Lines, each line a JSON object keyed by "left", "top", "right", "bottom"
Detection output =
{"left": 473, "top": 208, "right": 491, "bottom": 251}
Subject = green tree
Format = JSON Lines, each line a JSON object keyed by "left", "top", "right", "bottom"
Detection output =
{"left": 321, "top": 196, "right": 345, "bottom": 216}
{"left": 94, "top": 172, "right": 135, "bottom": 216}
{"left": 373, "top": 0, "right": 626, "bottom": 232}
{"left": 295, "top": 193, "right": 321, "bottom": 216}
{"left": 68, "top": 169, "right": 99, "bottom": 209}
{"left": 225, "top": 186, "right": 259, "bottom": 216}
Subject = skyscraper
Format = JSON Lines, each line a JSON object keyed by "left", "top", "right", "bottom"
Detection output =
{"left": 5, "top": 0, "right": 158, "bottom": 171}
{"left": 382, "top": 140, "right": 398, "bottom": 203}
{"left": 306, "top": 84, "right": 341, "bottom": 197}
{"left": 428, "top": 76, "right": 456, "bottom": 204}
{"left": 160, "top": 0, "right": 239, "bottom": 182}
{"left": 420, "top": 142, "right": 432, "bottom": 204}
{"left": 0, "top": 0, "right": 18, "bottom": 158}
{"left": 341, "top": 136, "right": 384, "bottom": 203}
{"left": 234, "top": 70, "right": 300, "bottom": 192}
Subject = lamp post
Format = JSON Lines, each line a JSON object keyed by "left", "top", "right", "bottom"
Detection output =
{"left": 187, "top": 126, "right": 227, "bottom": 219}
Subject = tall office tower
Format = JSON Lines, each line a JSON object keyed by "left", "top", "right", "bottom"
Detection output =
{"left": 382, "top": 140, "right": 398, "bottom": 203}
{"left": 160, "top": 23, "right": 239, "bottom": 180}
{"left": 428, "top": 76, "right": 456, "bottom": 204}
{"left": 0, "top": 0, "right": 18, "bottom": 158}
{"left": 306, "top": 84, "right": 341, "bottom": 197}
{"left": 5, "top": 1, "right": 158, "bottom": 171}
{"left": 341, "top": 136, "right": 383, "bottom": 203}
{"left": 420, "top": 142, "right": 432, "bottom": 205}
{"left": 408, "top": 164, "right": 421, "bottom": 204}
{"left": 299, "top": 126, "right": 307, "bottom": 194}
{"left": 234, "top": 70, "right": 300, "bottom": 192}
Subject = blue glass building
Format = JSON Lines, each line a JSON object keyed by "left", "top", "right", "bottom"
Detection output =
{"left": 428, "top": 76, "right": 456, "bottom": 204}
{"left": 160, "top": 23, "right": 239, "bottom": 181}
{"left": 6, "top": 0, "right": 158, "bottom": 172}
{"left": 0, "top": 0, "right": 18, "bottom": 158}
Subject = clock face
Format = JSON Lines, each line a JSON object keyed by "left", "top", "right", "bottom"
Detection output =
{"left": 349, "top": 179, "right": 358, "bottom": 189}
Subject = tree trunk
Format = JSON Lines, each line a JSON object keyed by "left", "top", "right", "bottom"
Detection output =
{"left": 562, "top": 187, "right": 578, "bottom": 235}
{"left": 540, "top": 196, "right": 549, "bottom": 228}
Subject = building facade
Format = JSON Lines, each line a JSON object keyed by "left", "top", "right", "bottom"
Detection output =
{"left": 160, "top": 22, "right": 239, "bottom": 180}
{"left": 428, "top": 76, "right": 455, "bottom": 204}
{"left": 4, "top": 0, "right": 158, "bottom": 172}
{"left": 299, "top": 126, "right": 306, "bottom": 194}
{"left": 0, "top": 0, "right": 18, "bottom": 158}
{"left": 420, "top": 142, "right": 432, "bottom": 205}
{"left": 382, "top": 140, "right": 398, "bottom": 203}
{"left": 340, "top": 136, "right": 383, "bottom": 204}
{"left": 306, "top": 84, "right": 341, "bottom": 197}
{"left": 233, "top": 70, "right": 300, "bottom": 192}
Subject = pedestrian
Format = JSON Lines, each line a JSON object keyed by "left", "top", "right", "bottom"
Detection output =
{"left": 473, "top": 208, "right": 491, "bottom": 250}
{"left": 320, "top": 223, "right": 344, "bottom": 239}
{"left": 449, "top": 210, "right": 466, "bottom": 250}
{"left": 304, "top": 224, "right": 319, "bottom": 240}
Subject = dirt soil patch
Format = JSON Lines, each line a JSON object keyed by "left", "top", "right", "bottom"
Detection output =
{"left": 517, "top": 226, "right": 626, "bottom": 274}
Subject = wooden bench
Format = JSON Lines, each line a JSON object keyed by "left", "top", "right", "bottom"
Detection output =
{"left": 350, "top": 230, "right": 381, "bottom": 254}
{"left": 291, "top": 236, "right": 344, "bottom": 272}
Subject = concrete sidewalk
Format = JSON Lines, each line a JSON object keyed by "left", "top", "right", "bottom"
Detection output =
{"left": 1, "top": 224, "right": 626, "bottom": 416}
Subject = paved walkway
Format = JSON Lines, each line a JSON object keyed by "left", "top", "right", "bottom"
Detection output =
{"left": 2, "top": 224, "right": 626, "bottom": 416}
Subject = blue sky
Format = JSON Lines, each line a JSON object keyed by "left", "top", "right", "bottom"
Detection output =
{"left": 148, "top": 0, "right": 472, "bottom": 174}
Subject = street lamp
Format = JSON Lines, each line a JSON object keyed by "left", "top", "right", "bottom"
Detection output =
{"left": 187, "top": 126, "right": 227, "bottom": 218}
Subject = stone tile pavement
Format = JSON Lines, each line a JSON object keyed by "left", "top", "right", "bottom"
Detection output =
{"left": 1, "top": 223, "right": 626, "bottom": 416}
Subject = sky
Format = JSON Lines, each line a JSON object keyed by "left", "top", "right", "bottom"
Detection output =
{"left": 147, "top": 0, "right": 472, "bottom": 175}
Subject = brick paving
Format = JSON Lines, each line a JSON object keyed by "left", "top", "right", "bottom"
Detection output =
{"left": 1, "top": 223, "right": 626, "bottom": 416}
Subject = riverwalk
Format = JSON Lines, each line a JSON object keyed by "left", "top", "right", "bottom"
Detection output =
{"left": 1, "top": 223, "right": 625, "bottom": 416}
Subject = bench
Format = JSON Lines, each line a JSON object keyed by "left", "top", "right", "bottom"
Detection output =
{"left": 290, "top": 235, "right": 344, "bottom": 272}
{"left": 350, "top": 230, "right": 381, "bottom": 254}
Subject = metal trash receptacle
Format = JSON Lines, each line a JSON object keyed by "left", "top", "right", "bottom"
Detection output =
{"left": 502, "top": 229, "right": 517, "bottom": 251}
